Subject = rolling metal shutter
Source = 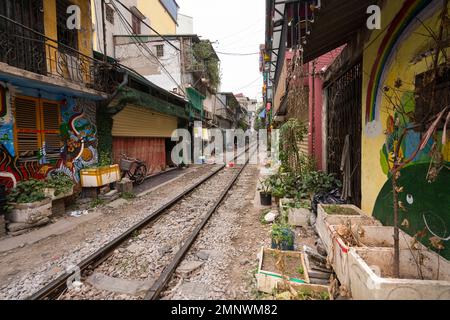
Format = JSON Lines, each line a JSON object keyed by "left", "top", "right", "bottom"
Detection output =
{"left": 112, "top": 105, "right": 178, "bottom": 138}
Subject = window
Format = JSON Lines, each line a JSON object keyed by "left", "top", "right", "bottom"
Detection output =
{"left": 156, "top": 45, "right": 164, "bottom": 57}
{"left": 14, "top": 96, "right": 61, "bottom": 161}
{"left": 132, "top": 14, "right": 141, "bottom": 35}
{"left": 105, "top": 4, "right": 115, "bottom": 24}
{"left": 0, "top": 0, "right": 46, "bottom": 74}
{"left": 415, "top": 65, "right": 450, "bottom": 128}
{"left": 57, "top": 0, "right": 78, "bottom": 51}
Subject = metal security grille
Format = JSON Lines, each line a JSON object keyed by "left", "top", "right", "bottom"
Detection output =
{"left": 0, "top": 0, "right": 45, "bottom": 74}
{"left": 57, "top": 0, "right": 79, "bottom": 51}
{"left": 326, "top": 61, "right": 362, "bottom": 206}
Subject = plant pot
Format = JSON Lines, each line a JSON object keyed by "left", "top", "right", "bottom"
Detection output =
{"left": 260, "top": 192, "right": 272, "bottom": 206}
{"left": 44, "top": 186, "right": 74, "bottom": 201}
{"left": 80, "top": 164, "right": 121, "bottom": 188}
{"left": 288, "top": 208, "right": 311, "bottom": 228}
{"left": 271, "top": 228, "right": 295, "bottom": 251}
{"left": 316, "top": 204, "right": 382, "bottom": 254}
{"left": 5, "top": 198, "right": 52, "bottom": 224}
{"left": 348, "top": 247, "right": 450, "bottom": 300}
{"left": 328, "top": 224, "right": 439, "bottom": 295}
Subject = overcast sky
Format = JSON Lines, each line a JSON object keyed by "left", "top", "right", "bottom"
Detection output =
{"left": 177, "top": 0, "right": 265, "bottom": 101}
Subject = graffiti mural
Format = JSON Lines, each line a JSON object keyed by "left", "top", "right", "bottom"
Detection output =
{"left": 364, "top": 0, "right": 450, "bottom": 259}
{"left": 0, "top": 86, "right": 99, "bottom": 188}
{"left": 56, "top": 97, "right": 99, "bottom": 182}
{"left": 373, "top": 164, "right": 450, "bottom": 259}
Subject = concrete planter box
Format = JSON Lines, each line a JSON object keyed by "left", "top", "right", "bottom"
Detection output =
{"left": 44, "top": 186, "right": 74, "bottom": 201}
{"left": 0, "top": 215, "right": 6, "bottom": 237}
{"left": 80, "top": 165, "right": 121, "bottom": 188}
{"left": 348, "top": 247, "right": 450, "bottom": 300}
{"left": 288, "top": 208, "right": 311, "bottom": 228}
{"left": 6, "top": 198, "right": 52, "bottom": 224}
{"left": 327, "top": 225, "right": 414, "bottom": 291}
{"left": 280, "top": 199, "right": 312, "bottom": 227}
{"left": 316, "top": 204, "right": 382, "bottom": 253}
{"left": 256, "top": 247, "right": 309, "bottom": 294}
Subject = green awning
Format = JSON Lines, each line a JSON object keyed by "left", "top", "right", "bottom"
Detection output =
{"left": 186, "top": 87, "right": 205, "bottom": 112}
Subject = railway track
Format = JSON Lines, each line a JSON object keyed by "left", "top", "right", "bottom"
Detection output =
{"left": 28, "top": 146, "right": 256, "bottom": 300}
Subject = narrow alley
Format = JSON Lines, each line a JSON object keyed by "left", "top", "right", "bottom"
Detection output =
{"left": 0, "top": 0, "right": 449, "bottom": 309}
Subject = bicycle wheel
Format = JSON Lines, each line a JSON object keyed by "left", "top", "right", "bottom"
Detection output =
{"left": 133, "top": 164, "right": 147, "bottom": 185}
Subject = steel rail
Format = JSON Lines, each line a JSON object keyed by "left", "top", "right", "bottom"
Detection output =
{"left": 145, "top": 150, "right": 254, "bottom": 300}
{"left": 27, "top": 147, "right": 254, "bottom": 300}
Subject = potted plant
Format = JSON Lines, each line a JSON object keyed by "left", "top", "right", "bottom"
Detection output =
{"left": 271, "top": 222, "right": 295, "bottom": 251}
{"left": 80, "top": 154, "right": 121, "bottom": 188}
{"left": 44, "top": 173, "right": 75, "bottom": 200}
{"left": 258, "top": 178, "right": 272, "bottom": 206}
{"left": 5, "top": 179, "right": 52, "bottom": 225}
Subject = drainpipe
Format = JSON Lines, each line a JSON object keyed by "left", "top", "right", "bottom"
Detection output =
{"left": 311, "top": 60, "right": 316, "bottom": 159}
{"left": 101, "top": 0, "right": 107, "bottom": 61}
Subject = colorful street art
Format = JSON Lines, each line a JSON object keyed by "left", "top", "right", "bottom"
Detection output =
{"left": 365, "top": 0, "right": 440, "bottom": 127}
{"left": 0, "top": 85, "right": 99, "bottom": 189}
{"left": 373, "top": 163, "right": 450, "bottom": 260}
{"left": 364, "top": 0, "right": 450, "bottom": 259}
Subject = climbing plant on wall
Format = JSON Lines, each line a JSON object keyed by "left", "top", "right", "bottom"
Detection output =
{"left": 192, "top": 41, "right": 221, "bottom": 92}
{"left": 279, "top": 119, "right": 311, "bottom": 175}
{"left": 96, "top": 105, "right": 113, "bottom": 166}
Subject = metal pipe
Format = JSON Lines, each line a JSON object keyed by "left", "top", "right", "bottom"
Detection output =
{"left": 101, "top": 0, "right": 107, "bottom": 61}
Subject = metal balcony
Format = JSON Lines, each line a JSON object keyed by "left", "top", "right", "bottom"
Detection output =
{"left": 0, "top": 15, "right": 119, "bottom": 94}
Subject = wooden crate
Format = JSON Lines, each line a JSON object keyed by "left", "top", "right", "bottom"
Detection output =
{"left": 276, "top": 282, "right": 332, "bottom": 300}
{"left": 256, "top": 247, "right": 310, "bottom": 294}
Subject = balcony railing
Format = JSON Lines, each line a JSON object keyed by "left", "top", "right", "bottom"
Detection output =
{"left": 0, "top": 15, "right": 119, "bottom": 94}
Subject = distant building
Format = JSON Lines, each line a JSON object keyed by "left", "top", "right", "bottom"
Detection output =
{"left": 91, "top": 0, "right": 178, "bottom": 58}
{"left": 235, "top": 94, "right": 257, "bottom": 130}
{"left": 177, "top": 14, "right": 194, "bottom": 34}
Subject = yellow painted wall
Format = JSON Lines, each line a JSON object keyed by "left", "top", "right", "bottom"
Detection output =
{"left": 43, "top": 0, "right": 93, "bottom": 57}
{"left": 361, "top": 1, "right": 448, "bottom": 214}
{"left": 137, "top": 0, "right": 177, "bottom": 34}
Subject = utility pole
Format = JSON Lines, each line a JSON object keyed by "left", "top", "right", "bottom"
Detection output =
{"left": 101, "top": 0, "right": 107, "bottom": 61}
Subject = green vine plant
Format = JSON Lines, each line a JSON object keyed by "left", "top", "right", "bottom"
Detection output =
{"left": 192, "top": 41, "right": 221, "bottom": 92}
{"left": 279, "top": 119, "right": 310, "bottom": 175}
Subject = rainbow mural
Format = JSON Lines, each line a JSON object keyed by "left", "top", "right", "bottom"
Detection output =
{"left": 365, "top": 0, "right": 440, "bottom": 124}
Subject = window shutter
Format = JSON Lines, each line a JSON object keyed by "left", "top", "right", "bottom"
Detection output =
{"left": 41, "top": 101, "right": 62, "bottom": 158}
{"left": 14, "top": 97, "right": 40, "bottom": 157}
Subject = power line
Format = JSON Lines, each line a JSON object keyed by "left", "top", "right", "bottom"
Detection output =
{"left": 112, "top": 0, "right": 180, "bottom": 52}
{"left": 232, "top": 77, "right": 262, "bottom": 92}
{"left": 217, "top": 51, "right": 260, "bottom": 56}
{"left": 111, "top": 1, "right": 186, "bottom": 95}
{"left": 216, "top": 21, "right": 264, "bottom": 43}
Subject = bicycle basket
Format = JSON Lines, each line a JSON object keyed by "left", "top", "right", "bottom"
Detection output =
{"left": 120, "top": 159, "right": 134, "bottom": 171}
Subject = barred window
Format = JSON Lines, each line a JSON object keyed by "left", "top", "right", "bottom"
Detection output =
{"left": 415, "top": 65, "right": 450, "bottom": 129}
{"left": 56, "top": 0, "right": 79, "bottom": 51}
{"left": 156, "top": 45, "right": 164, "bottom": 57}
